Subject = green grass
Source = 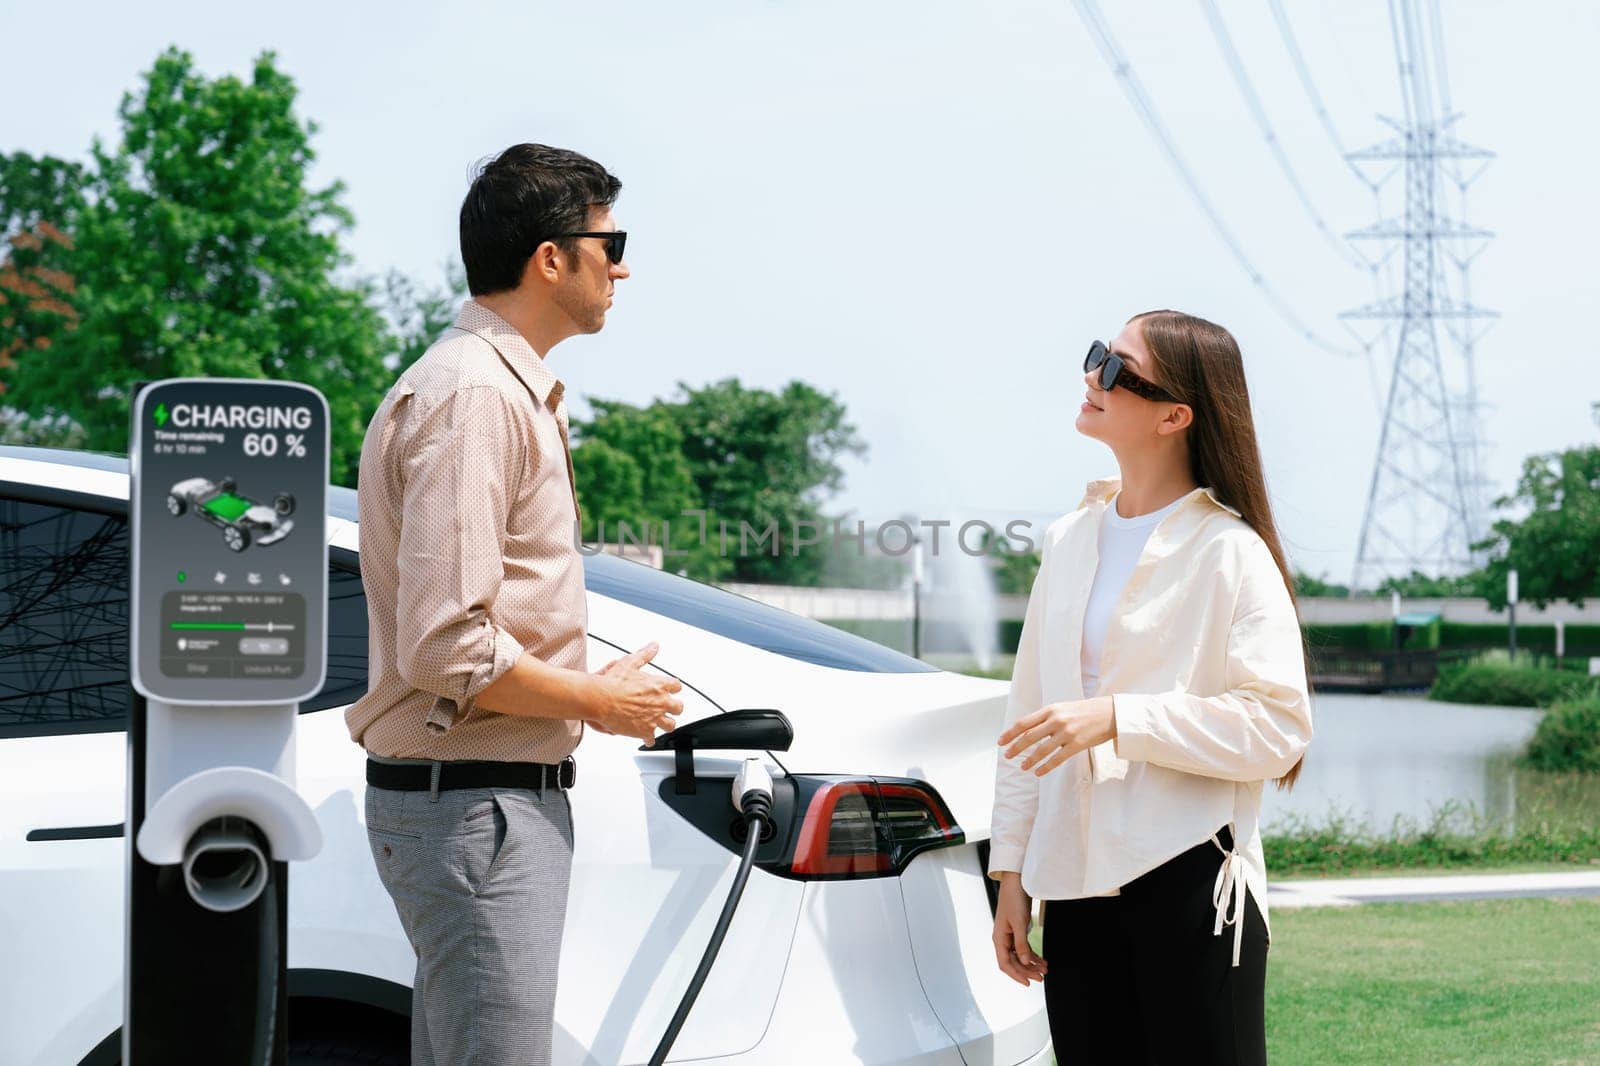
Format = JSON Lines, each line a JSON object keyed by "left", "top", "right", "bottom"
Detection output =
{"left": 1266, "top": 898, "right": 1600, "bottom": 1065}
{"left": 1279, "top": 860, "right": 1598, "bottom": 880}
{"left": 1029, "top": 899, "right": 1600, "bottom": 1064}
{"left": 1263, "top": 770, "right": 1600, "bottom": 876}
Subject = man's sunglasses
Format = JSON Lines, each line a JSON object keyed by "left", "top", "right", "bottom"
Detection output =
{"left": 553, "top": 230, "right": 628, "bottom": 265}
{"left": 1084, "top": 340, "right": 1179, "bottom": 403}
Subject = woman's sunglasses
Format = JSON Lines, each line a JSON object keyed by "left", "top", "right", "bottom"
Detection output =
{"left": 554, "top": 230, "right": 628, "bottom": 265}
{"left": 1084, "top": 340, "right": 1178, "bottom": 403}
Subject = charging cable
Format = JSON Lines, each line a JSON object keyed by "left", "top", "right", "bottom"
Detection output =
{"left": 648, "top": 757, "right": 774, "bottom": 1066}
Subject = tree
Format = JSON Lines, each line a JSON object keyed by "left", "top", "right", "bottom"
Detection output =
{"left": 0, "top": 48, "right": 396, "bottom": 484}
{"left": 569, "top": 399, "right": 731, "bottom": 582}
{"left": 993, "top": 545, "right": 1042, "bottom": 596}
{"left": 571, "top": 379, "right": 866, "bottom": 585}
{"left": 0, "top": 154, "right": 85, "bottom": 420}
{"left": 1293, "top": 570, "right": 1350, "bottom": 598}
{"left": 1476, "top": 444, "right": 1600, "bottom": 610}
{"left": 662, "top": 378, "right": 866, "bottom": 585}
{"left": 1373, "top": 570, "right": 1484, "bottom": 598}
{"left": 383, "top": 261, "right": 466, "bottom": 375}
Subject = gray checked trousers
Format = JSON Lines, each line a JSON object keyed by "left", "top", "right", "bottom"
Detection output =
{"left": 366, "top": 781, "right": 575, "bottom": 1066}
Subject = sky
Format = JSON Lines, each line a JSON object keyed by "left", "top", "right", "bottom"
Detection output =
{"left": 4, "top": 0, "right": 1597, "bottom": 584}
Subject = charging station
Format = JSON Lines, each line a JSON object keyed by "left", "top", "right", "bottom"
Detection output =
{"left": 125, "top": 378, "right": 329, "bottom": 1064}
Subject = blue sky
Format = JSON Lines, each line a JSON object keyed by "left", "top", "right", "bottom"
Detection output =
{"left": 5, "top": 0, "right": 1596, "bottom": 583}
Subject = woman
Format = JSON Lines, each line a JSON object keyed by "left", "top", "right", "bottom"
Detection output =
{"left": 988, "top": 310, "right": 1313, "bottom": 1065}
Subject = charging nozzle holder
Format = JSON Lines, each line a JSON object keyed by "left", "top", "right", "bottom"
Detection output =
{"left": 640, "top": 708, "right": 793, "bottom": 795}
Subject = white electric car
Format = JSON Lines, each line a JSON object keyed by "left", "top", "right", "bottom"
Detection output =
{"left": 0, "top": 445, "right": 1050, "bottom": 1066}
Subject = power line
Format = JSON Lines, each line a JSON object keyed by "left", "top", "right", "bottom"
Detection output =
{"left": 1264, "top": 0, "right": 1381, "bottom": 196}
{"left": 1071, "top": 0, "right": 1356, "bottom": 356}
{"left": 1427, "top": 0, "right": 1453, "bottom": 119}
{"left": 1266, "top": 1, "right": 1349, "bottom": 157}
{"left": 1197, "top": 0, "right": 1367, "bottom": 270}
{"left": 1261, "top": 0, "right": 1395, "bottom": 409}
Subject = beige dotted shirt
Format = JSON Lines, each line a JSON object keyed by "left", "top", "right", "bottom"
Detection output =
{"left": 346, "top": 300, "right": 587, "bottom": 763}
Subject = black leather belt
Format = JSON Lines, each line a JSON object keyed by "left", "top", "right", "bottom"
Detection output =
{"left": 366, "top": 756, "right": 576, "bottom": 793}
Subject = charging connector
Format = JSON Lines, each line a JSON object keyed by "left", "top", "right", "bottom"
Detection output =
{"left": 733, "top": 757, "right": 774, "bottom": 827}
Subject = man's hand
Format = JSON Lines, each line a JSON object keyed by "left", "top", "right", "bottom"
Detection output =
{"left": 590, "top": 641, "right": 683, "bottom": 742}
{"left": 992, "top": 873, "right": 1047, "bottom": 986}
{"left": 586, "top": 649, "right": 638, "bottom": 734}
{"left": 998, "top": 696, "right": 1117, "bottom": 777}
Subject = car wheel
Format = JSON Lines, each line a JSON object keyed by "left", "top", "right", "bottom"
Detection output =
{"left": 273, "top": 492, "right": 296, "bottom": 517}
{"left": 225, "top": 525, "right": 251, "bottom": 552}
{"left": 288, "top": 1032, "right": 405, "bottom": 1066}
{"left": 167, "top": 494, "right": 186, "bottom": 517}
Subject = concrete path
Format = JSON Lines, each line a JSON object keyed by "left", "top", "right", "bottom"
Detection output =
{"left": 1268, "top": 869, "right": 1600, "bottom": 908}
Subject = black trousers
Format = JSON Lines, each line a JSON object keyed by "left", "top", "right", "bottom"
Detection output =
{"left": 1041, "top": 825, "right": 1270, "bottom": 1066}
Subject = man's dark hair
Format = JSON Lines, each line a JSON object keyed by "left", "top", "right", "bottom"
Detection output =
{"left": 459, "top": 144, "right": 622, "bottom": 296}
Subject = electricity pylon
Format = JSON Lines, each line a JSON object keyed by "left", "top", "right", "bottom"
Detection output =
{"left": 1344, "top": 0, "right": 1497, "bottom": 591}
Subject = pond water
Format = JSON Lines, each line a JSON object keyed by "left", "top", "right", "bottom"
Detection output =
{"left": 1259, "top": 693, "right": 1545, "bottom": 835}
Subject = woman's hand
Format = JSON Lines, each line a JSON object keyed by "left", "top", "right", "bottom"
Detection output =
{"left": 992, "top": 873, "right": 1047, "bottom": 986}
{"left": 998, "top": 696, "right": 1118, "bottom": 777}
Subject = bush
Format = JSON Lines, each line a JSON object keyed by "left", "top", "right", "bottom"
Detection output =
{"left": 1521, "top": 696, "right": 1600, "bottom": 773}
{"left": 1429, "top": 659, "right": 1596, "bottom": 708}
{"left": 1439, "top": 621, "right": 1600, "bottom": 658}
{"left": 1305, "top": 621, "right": 1393, "bottom": 652}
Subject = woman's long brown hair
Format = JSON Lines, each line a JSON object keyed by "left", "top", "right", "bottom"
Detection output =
{"left": 1132, "top": 310, "right": 1306, "bottom": 790}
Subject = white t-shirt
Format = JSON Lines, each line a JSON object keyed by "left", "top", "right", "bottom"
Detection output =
{"left": 1077, "top": 490, "right": 1186, "bottom": 897}
{"left": 1080, "top": 491, "right": 1185, "bottom": 700}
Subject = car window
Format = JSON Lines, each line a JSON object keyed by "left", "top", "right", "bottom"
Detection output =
{"left": 305, "top": 550, "right": 370, "bottom": 713}
{"left": 1, "top": 448, "right": 933, "bottom": 681}
{"left": 582, "top": 552, "right": 936, "bottom": 673}
{"left": 0, "top": 498, "right": 131, "bottom": 735}
{"left": 0, "top": 494, "right": 370, "bottom": 735}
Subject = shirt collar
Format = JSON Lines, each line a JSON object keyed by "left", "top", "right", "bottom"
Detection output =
{"left": 1078, "top": 476, "right": 1243, "bottom": 519}
{"left": 452, "top": 299, "right": 566, "bottom": 410}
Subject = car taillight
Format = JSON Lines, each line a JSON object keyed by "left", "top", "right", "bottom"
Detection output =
{"left": 789, "top": 777, "right": 964, "bottom": 879}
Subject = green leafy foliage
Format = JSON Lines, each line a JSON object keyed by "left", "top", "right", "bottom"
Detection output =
{"left": 1439, "top": 622, "right": 1600, "bottom": 658}
{"left": 570, "top": 399, "right": 732, "bottom": 582}
{"left": 1521, "top": 695, "right": 1600, "bottom": 774}
{"left": 1263, "top": 771, "right": 1600, "bottom": 875}
{"left": 1293, "top": 570, "right": 1350, "bottom": 597}
{"left": 1304, "top": 621, "right": 1395, "bottom": 652}
{"left": 1374, "top": 569, "right": 1486, "bottom": 597}
{"left": 0, "top": 48, "right": 400, "bottom": 484}
{"left": 0, "top": 154, "right": 85, "bottom": 408}
{"left": 1428, "top": 659, "right": 1597, "bottom": 708}
{"left": 383, "top": 262, "right": 466, "bottom": 376}
{"left": 572, "top": 379, "right": 865, "bottom": 585}
{"left": 1476, "top": 445, "right": 1600, "bottom": 610}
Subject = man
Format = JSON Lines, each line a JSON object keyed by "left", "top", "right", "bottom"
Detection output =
{"left": 348, "top": 143, "right": 683, "bottom": 1065}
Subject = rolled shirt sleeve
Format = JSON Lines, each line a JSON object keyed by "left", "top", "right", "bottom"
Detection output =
{"left": 393, "top": 386, "right": 529, "bottom": 734}
{"left": 1112, "top": 537, "right": 1313, "bottom": 781}
{"left": 988, "top": 547, "right": 1049, "bottom": 879}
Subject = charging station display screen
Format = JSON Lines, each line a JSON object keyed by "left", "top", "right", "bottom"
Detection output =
{"left": 130, "top": 379, "right": 329, "bottom": 704}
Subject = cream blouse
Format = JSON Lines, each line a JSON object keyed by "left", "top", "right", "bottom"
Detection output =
{"left": 988, "top": 476, "right": 1314, "bottom": 965}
